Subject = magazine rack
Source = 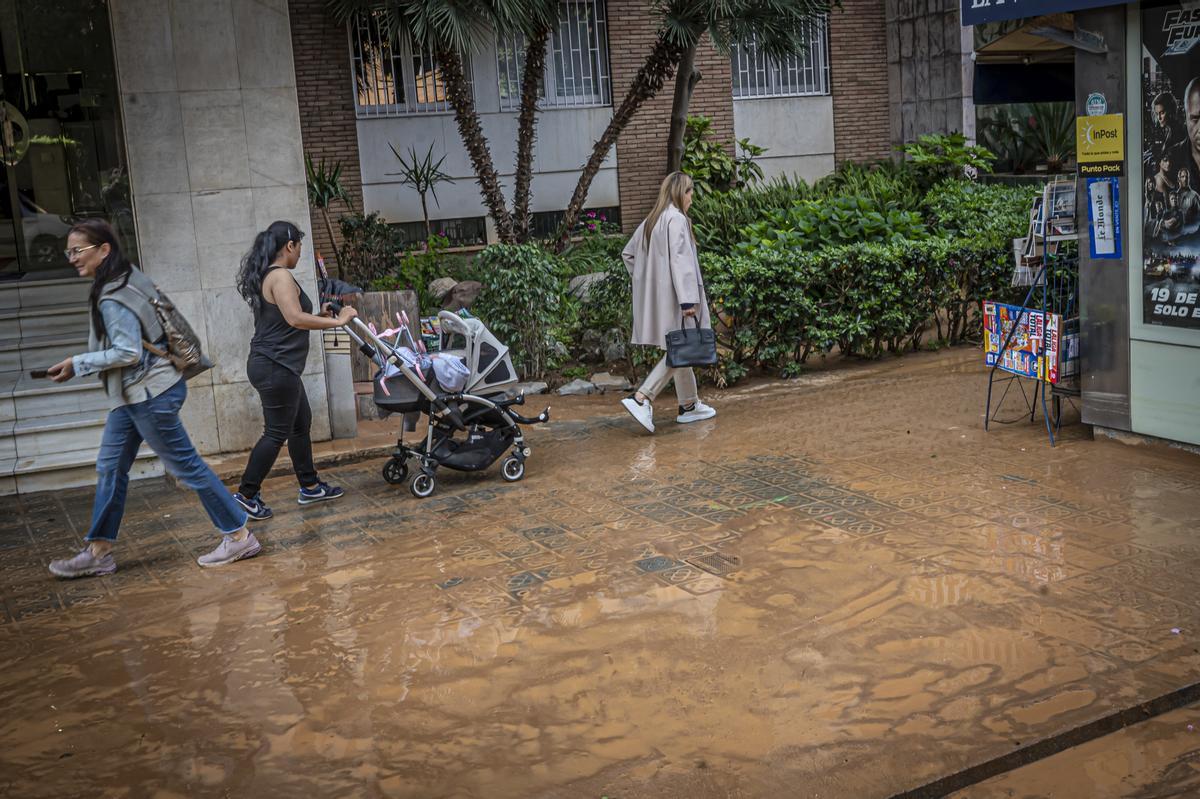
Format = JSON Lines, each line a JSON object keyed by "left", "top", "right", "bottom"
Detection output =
{"left": 984, "top": 177, "right": 1081, "bottom": 446}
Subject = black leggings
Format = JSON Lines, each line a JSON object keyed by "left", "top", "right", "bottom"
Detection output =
{"left": 238, "top": 355, "right": 319, "bottom": 498}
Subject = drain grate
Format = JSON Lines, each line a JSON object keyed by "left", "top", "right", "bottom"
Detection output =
{"left": 687, "top": 553, "right": 741, "bottom": 576}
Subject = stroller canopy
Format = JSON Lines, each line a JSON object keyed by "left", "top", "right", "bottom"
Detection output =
{"left": 438, "top": 311, "right": 518, "bottom": 396}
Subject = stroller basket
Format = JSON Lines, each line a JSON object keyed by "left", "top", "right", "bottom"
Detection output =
{"left": 373, "top": 370, "right": 436, "bottom": 414}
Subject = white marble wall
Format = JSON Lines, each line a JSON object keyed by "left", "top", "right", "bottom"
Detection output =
{"left": 110, "top": 0, "right": 332, "bottom": 455}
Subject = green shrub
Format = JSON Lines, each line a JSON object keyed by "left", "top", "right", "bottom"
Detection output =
{"left": 736, "top": 195, "right": 928, "bottom": 258}
{"left": 690, "top": 175, "right": 813, "bottom": 253}
{"left": 471, "top": 243, "right": 566, "bottom": 379}
{"left": 901, "top": 132, "right": 996, "bottom": 190}
{"left": 367, "top": 233, "right": 461, "bottom": 310}
{"left": 559, "top": 233, "right": 625, "bottom": 279}
{"left": 924, "top": 179, "right": 1037, "bottom": 238}
{"left": 338, "top": 212, "right": 402, "bottom": 287}
{"left": 813, "top": 160, "right": 922, "bottom": 211}
{"left": 682, "top": 115, "right": 765, "bottom": 194}
{"left": 698, "top": 234, "right": 1011, "bottom": 382}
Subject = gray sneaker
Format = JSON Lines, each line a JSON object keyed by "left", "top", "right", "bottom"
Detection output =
{"left": 197, "top": 533, "right": 262, "bottom": 568}
{"left": 49, "top": 548, "right": 117, "bottom": 579}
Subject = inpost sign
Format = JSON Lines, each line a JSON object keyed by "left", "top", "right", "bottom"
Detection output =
{"left": 1077, "top": 113, "right": 1124, "bottom": 176}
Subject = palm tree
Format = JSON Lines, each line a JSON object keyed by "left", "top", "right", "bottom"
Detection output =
{"left": 552, "top": 0, "right": 834, "bottom": 250}
{"left": 387, "top": 142, "right": 456, "bottom": 238}
{"left": 325, "top": 0, "right": 830, "bottom": 250}
{"left": 305, "top": 154, "right": 351, "bottom": 265}
{"left": 325, "top": 0, "right": 558, "bottom": 244}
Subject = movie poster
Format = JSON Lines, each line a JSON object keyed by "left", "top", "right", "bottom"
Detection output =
{"left": 1142, "top": 5, "right": 1200, "bottom": 329}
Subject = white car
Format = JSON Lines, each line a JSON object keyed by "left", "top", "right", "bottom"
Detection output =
{"left": 1, "top": 193, "right": 74, "bottom": 272}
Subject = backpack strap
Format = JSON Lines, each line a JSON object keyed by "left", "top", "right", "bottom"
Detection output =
{"left": 101, "top": 279, "right": 167, "bottom": 352}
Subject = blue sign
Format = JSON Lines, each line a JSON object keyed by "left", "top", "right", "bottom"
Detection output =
{"left": 961, "top": 0, "right": 1124, "bottom": 27}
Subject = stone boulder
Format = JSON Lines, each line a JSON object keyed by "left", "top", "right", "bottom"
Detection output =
{"left": 601, "top": 328, "right": 627, "bottom": 363}
{"left": 590, "top": 372, "right": 632, "bottom": 393}
{"left": 568, "top": 272, "right": 607, "bottom": 302}
{"left": 505, "top": 381, "right": 549, "bottom": 398}
{"left": 441, "top": 280, "right": 482, "bottom": 311}
{"left": 427, "top": 276, "right": 458, "bottom": 302}
{"left": 557, "top": 378, "right": 596, "bottom": 396}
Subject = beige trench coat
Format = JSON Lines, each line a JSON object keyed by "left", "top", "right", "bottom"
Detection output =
{"left": 621, "top": 204, "right": 712, "bottom": 349}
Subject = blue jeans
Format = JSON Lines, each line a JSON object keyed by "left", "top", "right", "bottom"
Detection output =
{"left": 85, "top": 378, "right": 248, "bottom": 542}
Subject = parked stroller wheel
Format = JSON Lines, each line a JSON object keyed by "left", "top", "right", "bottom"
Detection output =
{"left": 501, "top": 456, "right": 525, "bottom": 482}
{"left": 410, "top": 472, "right": 437, "bottom": 498}
{"left": 382, "top": 458, "right": 408, "bottom": 485}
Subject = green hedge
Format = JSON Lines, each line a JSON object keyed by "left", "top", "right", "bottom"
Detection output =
{"left": 707, "top": 236, "right": 1013, "bottom": 366}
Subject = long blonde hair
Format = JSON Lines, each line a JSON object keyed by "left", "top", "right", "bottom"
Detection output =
{"left": 643, "top": 171, "right": 693, "bottom": 249}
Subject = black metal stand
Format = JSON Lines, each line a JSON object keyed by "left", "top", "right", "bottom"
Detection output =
{"left": 984, "top": 254, "right": 1080, "bottom": 446}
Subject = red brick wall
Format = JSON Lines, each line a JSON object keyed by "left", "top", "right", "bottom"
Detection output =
{"left": 829, "top": 0, "right": 893, "bottom": 163}
{"left": 288, "top": 0, "right": 363, "bottom": 272}
{"left": 607, "top": 1, "right": 735, "bottom": 232}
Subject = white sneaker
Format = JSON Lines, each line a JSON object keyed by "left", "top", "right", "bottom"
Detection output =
{"left": 676, "top": 401, "right": 717, "bottom": 424}
{"left": 621, "top": 396, "right": 655, "bottom": 434}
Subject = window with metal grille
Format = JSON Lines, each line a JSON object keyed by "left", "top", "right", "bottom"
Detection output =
{"left": 496, "top": 0, "right": 611, "bottom": 110}
{"left": 393, "top": 217, "right": 488, "bottom": 248}
{"left": 731, "top": 16, "right": 830, "bottom": 99}
{"left": 349, "top": 10, "right": 471, "bottom": 117}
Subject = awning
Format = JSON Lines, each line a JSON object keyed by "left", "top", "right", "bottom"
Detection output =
{"left": 962, "top": 0, "right": 1125, "bottom": 27}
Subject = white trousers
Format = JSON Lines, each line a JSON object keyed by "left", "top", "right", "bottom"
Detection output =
{"left": 638, "top": 355, "right": 698, "bottom": 407}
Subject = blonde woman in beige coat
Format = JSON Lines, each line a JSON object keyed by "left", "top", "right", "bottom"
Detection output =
{"left": 619, "top": 172, "right": 717, "bottom": 434}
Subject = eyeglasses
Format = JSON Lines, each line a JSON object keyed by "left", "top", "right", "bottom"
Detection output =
{"left": 64, "top": 244, "right": 101, "bottom": 259}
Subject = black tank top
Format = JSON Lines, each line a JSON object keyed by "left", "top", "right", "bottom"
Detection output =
{"left": 249, "top": 267, "right": 312, "bottom": 375}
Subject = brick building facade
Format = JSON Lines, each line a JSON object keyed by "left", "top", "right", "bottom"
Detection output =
{"left": 829, "top": 0, "right": 895, "bottom": 163}
{"left": 607, "top": 0, "right": 735, "bottom": 233}
{"left": 288, "top": 0, "right": 363, "bottom": 270}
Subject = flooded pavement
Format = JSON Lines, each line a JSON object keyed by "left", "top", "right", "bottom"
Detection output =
{"left": 1, "top": 347, "right": 1199, "bottom": 798}
{"left": 952, "top": 703, "right": 1200, "bottom": 798}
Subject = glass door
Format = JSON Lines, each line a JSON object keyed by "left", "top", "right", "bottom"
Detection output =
{"left": 0, "top": 0, "right": 136, "bottom": 282}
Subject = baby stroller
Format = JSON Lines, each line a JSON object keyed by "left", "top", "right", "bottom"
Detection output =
{"left": 334, "top": 304, "right": 550, "bottom": 498}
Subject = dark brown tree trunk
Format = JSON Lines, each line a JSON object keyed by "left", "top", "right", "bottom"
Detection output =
{"left": 437, "top": 48, "right": 516, "bottom": 242}
{"left": 420, "top": 192, "right": 431, "bottom": 239}
{"left": 513, "top": 27, "right": 550, "bottom": 242}
{"left": 552, "top": 34, "right": 684, "bottom": 252}
{"left": 665, "top": 44, "right": 699, "bottom": 174}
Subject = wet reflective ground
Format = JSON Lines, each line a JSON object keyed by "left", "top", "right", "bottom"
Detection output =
{"left": 2, "top": 348, "right": 1199, "bottom": 798}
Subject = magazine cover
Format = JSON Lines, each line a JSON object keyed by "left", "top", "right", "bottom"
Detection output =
{"left": 1142, "top": 4, "right": 1200, "bottom": 329}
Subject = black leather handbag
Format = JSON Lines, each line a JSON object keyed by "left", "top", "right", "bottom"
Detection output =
{"left": 665, "top": 316, "right": 717, "bottom": 368}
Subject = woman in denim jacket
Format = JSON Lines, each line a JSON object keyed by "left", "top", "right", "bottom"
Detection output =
{"left": 45, "top": 220, "right": 258, "bottom": 577}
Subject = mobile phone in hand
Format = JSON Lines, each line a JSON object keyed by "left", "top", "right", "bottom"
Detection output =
{"left": 30, "top": 369, "right": 49, "bottom": 379}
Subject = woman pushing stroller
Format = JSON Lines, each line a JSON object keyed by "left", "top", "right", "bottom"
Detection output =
{"left": 233, "top": 221, "right": 357, "bottom": 520}
{"left": 620, "top": 172, "right": 717, "bottom": 434}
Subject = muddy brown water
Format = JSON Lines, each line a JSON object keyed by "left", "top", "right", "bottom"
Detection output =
{"left": 1, "top": 347, "right": 1198, "bottom": 798}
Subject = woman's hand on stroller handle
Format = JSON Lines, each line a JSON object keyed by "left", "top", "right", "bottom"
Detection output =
{"left": 324, "top": 300, "right": 357, "bottom": 325}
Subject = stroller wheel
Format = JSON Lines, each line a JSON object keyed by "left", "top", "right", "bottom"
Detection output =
{"left": 501, "top": 456, "right": 526, "bottom": 482}
{"left": 382, "top": 458, "right": 408, "bottom": 485}
{"left": 410, "top": 472, "right": 437, "bottom": 498}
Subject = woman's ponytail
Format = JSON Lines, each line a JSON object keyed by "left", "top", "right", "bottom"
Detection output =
{"left": 236, "top": 220, "right": 303, "bottom": 312}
